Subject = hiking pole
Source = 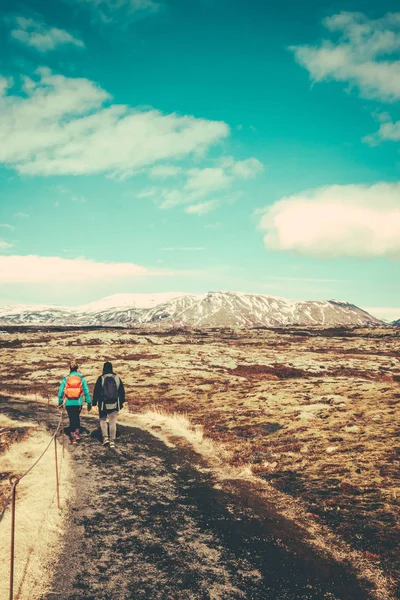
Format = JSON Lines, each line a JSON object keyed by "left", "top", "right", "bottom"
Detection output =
{"left": 54, "top": 438, "right": 61, "bottom": 510}
{"left": 9, "top": 475, "right": 19, "bottom": 600}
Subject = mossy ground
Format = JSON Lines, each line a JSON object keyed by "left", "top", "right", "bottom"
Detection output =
{"left": 1, "top": 325, "right": 399, "bottom": 594}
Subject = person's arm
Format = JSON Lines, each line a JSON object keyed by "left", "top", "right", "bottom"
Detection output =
{"left": 57, "top": 378, "right": 66, "bottom": 406}
{"left": 118, "top": 379, "right": 125, "bottom": 408}
{"left": 92, "top": 376, "right": 102, "bottom": 407}
{"left": 81, "top": 376, "right": 91, "bottom": 406}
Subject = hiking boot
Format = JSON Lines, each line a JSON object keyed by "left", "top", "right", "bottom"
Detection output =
{"left": 109, "top": 440, "right": 115, "bottom": 449}
{"left": 102, "top": 437, "right": 110, "bottom": 447}
{"left": 71, "top": 432, "right": 77, "bottom": 445}
{"left": 75, "top": 429, "right": 81, "bottom": 441}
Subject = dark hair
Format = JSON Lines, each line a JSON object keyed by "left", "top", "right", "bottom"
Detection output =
{"left": 103, "top": 361, "right": 113, "bottom": 374}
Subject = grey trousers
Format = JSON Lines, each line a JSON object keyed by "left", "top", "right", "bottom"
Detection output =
{"left": 100, "top": 411, "right": 118, "bottom": 441}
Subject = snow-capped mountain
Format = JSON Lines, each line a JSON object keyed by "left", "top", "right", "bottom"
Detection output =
{"left": 0, "top": 291, "right": 382, "bottom": 328}
{"left": 0, "top": 303, "right": 58, "bottom": 317}
{"left": 75, "top": 292, "right": 198, "bottom": 313}
{"left": 154, "top": 292, "right": 381, "bottom": 327}
{"left": 74, "top": 294, "right": 205, "bottom": 325}
{"left": 0, "top": 308, "right": 94, "bottom": 326}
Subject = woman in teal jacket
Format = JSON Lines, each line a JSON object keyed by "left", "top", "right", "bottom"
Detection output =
{"left": 58, "top": 360, "right": 92, "bottom": 444}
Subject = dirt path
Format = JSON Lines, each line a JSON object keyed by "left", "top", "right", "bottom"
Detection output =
{"left": 1, "top": 398, "right": 377, "bottom": 600}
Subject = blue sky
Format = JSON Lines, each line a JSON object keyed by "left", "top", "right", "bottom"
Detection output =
{"left": 0, "top": 0, "right": 399, "bottom": 319}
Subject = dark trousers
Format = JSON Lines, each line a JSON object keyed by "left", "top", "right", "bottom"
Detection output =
{"left": 66, "top": 406, "right": 82, "bottom": 431}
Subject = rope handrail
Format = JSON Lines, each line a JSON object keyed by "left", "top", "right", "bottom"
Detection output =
{"left": 18, "top": 413, "right": 62, "bottom": 481}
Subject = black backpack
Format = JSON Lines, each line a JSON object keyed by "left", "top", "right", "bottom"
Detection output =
{"left": 102, "top": 375, "right": 119, "bottom": 411}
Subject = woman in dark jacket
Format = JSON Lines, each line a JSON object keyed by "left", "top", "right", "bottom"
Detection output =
{"left": 93, "top": 362, "right": 125, "bottom": 448}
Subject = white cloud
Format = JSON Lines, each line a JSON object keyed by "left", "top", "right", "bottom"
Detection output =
{"left": 136, "top": 187, "right": 158, "bottom": 199}
{"left": 185, "top": 201, "right": 218, "bottom": 215}
{"left": 259, "top": 182, "right": 400, "bottom": 259}
{"left": 364, "top": 113, "right": 400, "bottom": 144}
{"left": 0, "top": 224, "right": 14, "bottom": 230}
{"left": 150, "top": 165, "right": 182, "bottom": 178}
{"left": 158, "top": 159, "right": 263, "bottom": 210}
{"left": 218, "top": 156, "right": 264, "bottom": 178}
{"left": 230, "top": 157, "right": 264, "bottom": 178}
{"left": 0, "top": 241, "right": 13, "bottom": 251}
{"left": 0, "top": 255, "right": 211, "bottom": 286}
{"left": 10, "top": 17, "right": 84, "bottom": 51}
{"left": 15, "top": 212, "right": 29, "bottom": 218}
{"left": 0, "top": 76, "right": 13, "bottom": 95}
{"left": 0, "top": 255, "right": 148, "bottom": 283}
{"left": 159, "top": 188, "right": 185, "bottom": 209}
{"left": 0, "top": 68, "right": 229, "bottom": 177}
{"left": 185, "top": 167, "right": 232, "bottom": 196}
{"left": 290, "top": 11, "right": 400, "bottom": 101}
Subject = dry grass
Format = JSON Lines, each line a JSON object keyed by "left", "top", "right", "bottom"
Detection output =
{"left": 0, "top": 415, "right": 35, "bottom": 429}
{"left": 0, "top": 426, "right": 73, "bottom": 600}
{"left": 123, "top": 408, "right": 232, "bottom": 464}
{"left": 119, "top": 408, "right": 396, "bottom": 600}
{"left": 1, "top": 325, "right": 399, "bottom": 594}
{"left": 0, "top": 415, "right": 38, "bottom": 508}
{"left": 0, "top": 415, "right": 37, "bottom": 453}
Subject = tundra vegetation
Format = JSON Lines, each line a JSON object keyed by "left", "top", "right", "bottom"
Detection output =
{"left": 0, "top": 325, "right": 399, "bottom": 593}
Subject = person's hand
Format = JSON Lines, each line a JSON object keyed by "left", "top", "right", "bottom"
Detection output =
{"left": 57, "top": 403, "right": 63, "bottom": 409}
{"left": 87, "top": 403, "right": 92, "bottom": 412}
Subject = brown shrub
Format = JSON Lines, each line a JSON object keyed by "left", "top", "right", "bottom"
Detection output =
{"left": 122, "top": 353, "right": 160, "bottom": 361}
{"left": 230, "top": 363, "right": 309, "bottom": 379}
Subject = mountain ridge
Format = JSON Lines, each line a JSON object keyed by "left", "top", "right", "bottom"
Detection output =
{"left": 0, "top": 291, "right": 383, "bottom": 328}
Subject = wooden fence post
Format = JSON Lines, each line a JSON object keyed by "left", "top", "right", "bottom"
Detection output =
{"left": 54, "top": 438, "right": 60, "bottom": 510}
{"left": 9, "top": 476, "right": 19, "bottom": 600}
